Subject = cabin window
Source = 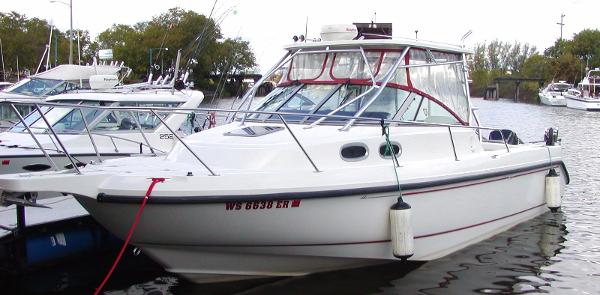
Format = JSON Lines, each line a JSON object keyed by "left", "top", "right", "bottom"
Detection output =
{"left": 377, "top": 51, "right": 407, "bottom": 85}
{"left": 331, "top": 52, "right": 381, "bottom": 80}
{"left": 288, "top": 53, "right": 328, "bottom": 81}
{"left": 340, "top": 143, "right": 369, "bottom": 161}
{"left": 379, "top": 142, "right": 401, "bottom": 158}
{"left": 398, "top": 94, "right": 460, "bottom": 124}
{"left": 408, "top": 49, "right": 468, "bottom": 122}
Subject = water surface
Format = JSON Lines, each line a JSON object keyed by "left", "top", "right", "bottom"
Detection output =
{"left": 2, "top": 98, "right": 600, "bottom": 294}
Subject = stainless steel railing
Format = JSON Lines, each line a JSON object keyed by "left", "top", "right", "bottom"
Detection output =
{"left": 1, "top": 100, "right": 519, "bottom": 176}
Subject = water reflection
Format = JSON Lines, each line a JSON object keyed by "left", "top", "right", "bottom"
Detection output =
{"left": 377, "top": 212, "right": 567, "bottom": 295}
{"left": 2, "top": 98, "right": 600, "bottom": 294}
{"left": 99, "top": 212, "right": 567, "bottom": 295}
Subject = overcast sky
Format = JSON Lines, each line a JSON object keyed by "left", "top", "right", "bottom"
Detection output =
{"left": 3, "top": 0, "right": 599, "bottom": 73}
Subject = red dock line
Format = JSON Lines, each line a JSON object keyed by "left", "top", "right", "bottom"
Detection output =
{"left": 94, "top": 177, "right": 166, "bottom": 295}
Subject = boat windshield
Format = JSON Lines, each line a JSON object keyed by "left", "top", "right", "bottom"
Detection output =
{"left": 92, "top": 102, "right": 181, "bottom": 131}
{"left": 245, "top": 48, "right": 468, "bottom": 125}
{"left": 7, "top": 78, "right": 79, "bottom": 97}
{"left": 550, "top": 84, "right": 571, "bottom": 91}
{"left": 10, "top": 101, "right": 111, "bottom": 134}
{"left": 248, "top": 83, "right": 460, "bottom": 125}
{"left": 9, "top": 100, "right": 182, "bottom": 134}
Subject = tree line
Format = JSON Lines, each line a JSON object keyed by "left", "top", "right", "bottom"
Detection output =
{"left": 0, "top": 8, "right": 256, "bottom": 94}
{"left": 468, "top": 29, "right": 600, "bottom": 101}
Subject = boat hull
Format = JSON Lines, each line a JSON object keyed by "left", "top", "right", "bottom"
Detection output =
{"left": 565, "top": 94, "right": 600, "bottom": 111}
{"left": 74, "top": 164, "right": 564, "bottom": 283}
{"left": 539, "top": 92, "right": 567, "bottom": 106}
{"left": 0, "top": 153, "right": 137, "bottom": 236}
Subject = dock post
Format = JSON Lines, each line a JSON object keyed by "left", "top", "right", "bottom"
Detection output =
{"left": 495, "top": 82, "right": 499, "bottom": 99}
{"left": 15, "top": 205, "right": 25, "bottom": 235}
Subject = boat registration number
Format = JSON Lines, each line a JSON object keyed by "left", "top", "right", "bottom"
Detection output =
{"left": 225, "top": 200, "right": 301, "bottom": 211}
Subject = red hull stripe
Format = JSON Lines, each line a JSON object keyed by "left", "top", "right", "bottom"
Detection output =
{"left": 140, "top": 203, "right": 546, "bottom": 248}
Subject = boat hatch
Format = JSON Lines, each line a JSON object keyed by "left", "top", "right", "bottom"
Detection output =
{"left": 224, "top": 126, "right": 284, "bottom": 137}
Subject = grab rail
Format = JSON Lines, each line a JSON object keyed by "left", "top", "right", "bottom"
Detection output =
{"left": 151, "top": 109, "right": 217, "bottom": 176}
{"left": 10, "top": 105, "right": 59, "bottom": 171}
{"left": 1, "top": 100, "right": 519, "bottom": 175}
{"left": 79, "top": 108, "right": 103, "bottom": 163}
{"left": 34, "top": 104, "right": 82, "bottom": 174}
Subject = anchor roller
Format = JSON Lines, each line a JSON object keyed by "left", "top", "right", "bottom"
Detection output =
{"left": 389, "top": 197, "right": 414, "bottom": 260}
{"left": 545, "top": 168, "right": 561, "bottom": 212}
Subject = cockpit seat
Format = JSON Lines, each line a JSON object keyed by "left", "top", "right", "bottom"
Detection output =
{"left": 119, "top": 117, "right": 135, "bottom": 130}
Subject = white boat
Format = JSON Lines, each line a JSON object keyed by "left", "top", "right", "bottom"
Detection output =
{"left": 538, "top": 81, "right": 571, "bottom": 106}
{"left": 0, "top": 82, "right": 13, "bottom": 91}
{"left": 0, "top": 25, "right": 569, "bottom": 283}
{"left": 564, "top": 68, "right": 600, "bottom": 111}
{"left": 0, "top": 63, "right": 127, "bottom": 129}
{"left": 0, "top": 88, "right": 204, "bottom": 237}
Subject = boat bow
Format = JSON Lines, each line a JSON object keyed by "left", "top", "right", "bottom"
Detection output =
{"left": 0, "top": 169, "right": 110, "bottom": 198}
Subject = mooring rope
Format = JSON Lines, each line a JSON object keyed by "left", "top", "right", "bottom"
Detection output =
{"left": 93, "top": 177, "right": 166, "bottom": 295}
{"left": 381, "top": 120, "right": 404, "bottom": 201}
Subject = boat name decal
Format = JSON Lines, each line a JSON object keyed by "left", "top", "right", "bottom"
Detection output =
{"left": 225, "top": 199, "right": 301, "bottom": 211}
{"left": 159, "top": 133, "right": 174, "bottom": 140}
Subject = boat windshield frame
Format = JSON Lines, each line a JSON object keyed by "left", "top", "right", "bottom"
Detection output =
{"left": 236, "top": 45, "right": 470, "bottom": 127}
{"left": 8, "top": 100, "right": 184, "bottom": 134}
{"left": 6, "top": 78, "right": 81, "bottom": 97}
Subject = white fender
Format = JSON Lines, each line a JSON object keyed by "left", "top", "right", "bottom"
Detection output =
{"left": 545, "top": 169, "right": 561, "bottom": 212}
{"left": 389, "top": 197, "right": 414, "bottom": 260}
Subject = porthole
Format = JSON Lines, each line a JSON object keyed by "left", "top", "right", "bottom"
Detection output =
{"left": 340, "top": 143, "right": 369, "bottom": 161}
{"left": 379, "top": 142, "right": 402, "bottom": 159}
{"left": 22, "top": 163, "right": 52, "bottom": 172}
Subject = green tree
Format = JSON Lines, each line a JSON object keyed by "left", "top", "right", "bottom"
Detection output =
{"left": 95, "top": 7, "right": 255, "bottom": 87}
{"left": 571, "top": 29, "right": 600, "bottom": 68}
{"left": 548, "top": 53, "right": 582, "bottom": 83}
{"left": 469, "top": 41, "right": 538, "bottom": 99}
{"left": 0, "top": 12, "right": 52, "bottom": 78}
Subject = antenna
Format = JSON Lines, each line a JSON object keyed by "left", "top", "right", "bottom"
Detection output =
{"left": 16, "top": 56, "right": 20, "bottom": 81}
{"left": 45, "top": 26, "right": 54, "bottom": 71}
{"left": 0, "top": 38, "right": 5, "bottom": 82}
{"left": 305, "top": 16, "right": 308, "bottom": 43}
{"left": 77, "top": 30, "right": 81, "bottom": 65}
{"left": 461, "top": 30, "right": 472, "bottom": 43}
{"left": 557, "top": 14, "right": 565, "bottom": 40}
{"left": 171, "top": 49, "right": 181, "bottom": 94}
